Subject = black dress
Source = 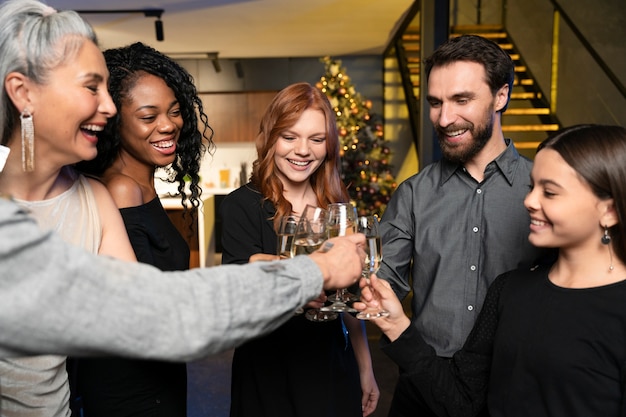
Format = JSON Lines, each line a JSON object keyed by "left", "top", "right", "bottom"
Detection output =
{"left": 74, "top": 197, "right": 190, "bottom": 417}
{"left": 220, "top": 184, "right": 362, "bottom": 417}
{"left": 382, "top": 264, "right": 626, "bottom": 417}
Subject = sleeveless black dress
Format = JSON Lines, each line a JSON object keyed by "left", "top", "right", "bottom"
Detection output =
{"left": 74, "top": 197, "right": 190, "bottom": 417}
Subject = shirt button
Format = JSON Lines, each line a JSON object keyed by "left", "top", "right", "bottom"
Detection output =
{"left": 476, "top": 189, "right": 482, "bottom": 194}
{"left": 470, "top": 265, "right": 477, "bottom": 271}
{"left": 472, "top": 226, "right": 479, "bottom": 233}
{"left": 467, "top": 305, "right": 474, "bottom": 311}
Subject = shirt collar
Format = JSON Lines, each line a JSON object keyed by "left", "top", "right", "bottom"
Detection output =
{"left": 440, "top": 138, "right": 523, "bottom": 186}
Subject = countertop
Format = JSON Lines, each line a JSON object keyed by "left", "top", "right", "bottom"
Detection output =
{"left": 159, "top": 187, "right": 235, "bottom": 210}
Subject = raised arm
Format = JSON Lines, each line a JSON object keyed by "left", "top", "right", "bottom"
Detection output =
{"left": 0, "top": 198, "right": 364, "bottom": 360}
{"left": 356, "top": 274, "right": 505, "bottom": 417}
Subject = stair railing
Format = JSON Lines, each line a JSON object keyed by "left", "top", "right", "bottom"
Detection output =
{"left": 542, "top": 0, "right": 626, "bottom": 102}
{"left": 384, "top": 1, "right": 422, "bottom": 153}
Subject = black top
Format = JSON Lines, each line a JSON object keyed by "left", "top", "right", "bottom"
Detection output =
{"left": 220, "top": 184, "right": 363, "bottom": 417}
{"left": 75, "top": 197, "right": 189, "bottom": 417}
{"left": 382, "top": 263, "right": 626, "bottom": 417}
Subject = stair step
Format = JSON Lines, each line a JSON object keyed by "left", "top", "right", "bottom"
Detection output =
{"left": 513, "top": 141, "right": 542, "bottom": 150}
{"left": 451, "top": 24, "right": 504, "bottom": 32}
{"left": 506, "top": 108, "right": 551, "bottom": 115}
{"left": 511, "top": 92, "right": 543, "bottom": 100}
{"left": 513, "top": 78, "right": 534, "bottom": 86}
{"left": 402, "top": 33, "right": 420, "bottom": 42}
{"left": 451, "top": 32, "right": 507, "bottom": 40}
{"left": 502, "top": 124, "right": 560, "bottom": 132}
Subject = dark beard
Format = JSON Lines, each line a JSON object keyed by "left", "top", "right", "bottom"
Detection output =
{"left": 437, "top": 113, "right": 494, "bottom": 164}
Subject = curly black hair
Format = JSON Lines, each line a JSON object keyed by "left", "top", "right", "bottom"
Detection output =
{"left": 78, "top": 42, "right": 215, "bottom": 210}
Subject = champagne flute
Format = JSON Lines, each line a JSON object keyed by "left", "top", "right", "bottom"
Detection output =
{"left": 293, "top": 206, "right": 326, "bottom": 255}
{"left": 356, "top": 215, "right": 389, "bottom": 320}
{"left": 294, "top": 205, "right": 338, "bottom": 322}
{"left": 320, "top": 203, "right": 358, "bottom": 313}
{"left": 277, "top": 214, "right": 299, "bottom": 260}
{"left": 277, "top": 214, "right": 303, "bottom": 314}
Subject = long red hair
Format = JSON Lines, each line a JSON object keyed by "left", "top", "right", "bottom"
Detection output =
{"left": 250, "top": 82, "right": 349, "bottom": 229}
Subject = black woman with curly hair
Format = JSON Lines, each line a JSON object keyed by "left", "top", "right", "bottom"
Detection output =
{"left": 75, "top": 41, "right": 215, "bottom": 417}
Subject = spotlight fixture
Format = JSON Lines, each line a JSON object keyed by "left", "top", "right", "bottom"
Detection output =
{"left": 207, "top": 52, "right": 221, "bottom": 73}
{"left": 74, "top": 8, "right": 165, "bottom": 42}
{"left": 235, "top": 60, "right": 244, "bottom": 78}
{"left": 162, "top": 52, "right": 223, "bottom": 74}
{"left": 154, "top": 18, "right": 164, "bottom": 41}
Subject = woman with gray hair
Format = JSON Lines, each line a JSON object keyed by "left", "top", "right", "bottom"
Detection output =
{"left": 0, "top": 0, "right": 137, "bottom": 415}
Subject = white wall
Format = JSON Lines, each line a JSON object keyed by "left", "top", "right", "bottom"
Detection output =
{"left": 154, "top": 141, "right": 257, "bottom": 197}
{"left": 200, "top": 142, "right": 257, "bottom": 190}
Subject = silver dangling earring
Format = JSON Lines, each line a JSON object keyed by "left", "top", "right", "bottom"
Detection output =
{"left": 20, "top": 108, "right": 34, "bottom": 172}
{"left": 601, "top": 225, "right": 611, "bottom": 245}
{"left": 602, "top": 225, "right": 614, "bottom": 272}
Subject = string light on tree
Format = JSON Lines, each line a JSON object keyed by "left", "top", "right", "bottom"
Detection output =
{"left": 317, "top": 56, "right": 397, "bottom": 216}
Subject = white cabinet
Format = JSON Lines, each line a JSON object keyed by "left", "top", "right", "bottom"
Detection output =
{"left": 162, "top": 195, "right": 216, "bottom": 268}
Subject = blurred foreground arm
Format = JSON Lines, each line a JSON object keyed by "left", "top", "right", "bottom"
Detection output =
{"left": 0, "top": 198, "right": 363, "bottom": 360}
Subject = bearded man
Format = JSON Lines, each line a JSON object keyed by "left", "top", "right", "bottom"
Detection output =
{"left": 377, "top": 35, "right": 551, "bottom": 417}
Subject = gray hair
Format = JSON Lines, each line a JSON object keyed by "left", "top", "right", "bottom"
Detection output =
{"left": 0, "top": 0, "right": 98, "bottom": 145}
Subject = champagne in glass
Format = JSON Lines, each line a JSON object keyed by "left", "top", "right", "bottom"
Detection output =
{"left": 321, "top": 202, "right": 358, "bottom": 313}
{"left": 277, "top": 215, "right": 299, "bottom": 259}
{"left": 293, "top": 236, "right": 324, "bottom": 254}
{"left": 276, "top": 214, "right": 302, "bottom": 314}
{"left": 356, "top": 215, "right": 389, "bottom": 320}
{"left": 364, "top": 235, "right": 383, "bottom": 275}
{"left": 296, "top": 205, "right": 338, "bottom": 322}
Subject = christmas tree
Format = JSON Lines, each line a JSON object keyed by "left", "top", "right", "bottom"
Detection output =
{"left": 316, "top": 56, "right": 397, "bottom": 217}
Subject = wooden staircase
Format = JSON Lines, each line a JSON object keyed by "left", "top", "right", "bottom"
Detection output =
{"left": 397, "top": 24, "right": 561, "bottom": 158}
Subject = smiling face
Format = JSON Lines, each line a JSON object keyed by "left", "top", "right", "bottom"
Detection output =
{"left": 117, "top": 73, "right": 182, "bottom": 168}
{"left": 273, "top": 108, "right": 327, "bottom": 189}
{"left": 28, "top": 40, "right": 116, "bottom": 166}
{"left": 427, "top": 61, "right": 507, "bottom": 163}
{"left": 525, "top": 148, "right": 609, "bottom": 251}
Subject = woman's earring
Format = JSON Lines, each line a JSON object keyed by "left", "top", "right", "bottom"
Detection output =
{"left": 602, "top": 225, "right": 615, "bottom": 272}
{"left": 20, "top": 108, "right": 34, "bottom": 172}
{"left": 601, "top": 225, "right": 611, "bottom": 245}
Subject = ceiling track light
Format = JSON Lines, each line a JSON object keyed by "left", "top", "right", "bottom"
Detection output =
{"left": 74, "top": 8, "right": 165, "bottom": 42}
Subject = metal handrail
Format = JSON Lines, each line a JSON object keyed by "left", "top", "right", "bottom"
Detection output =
{"left": 548, "top": 0, "right": 625, "bottom": 98}
{"left": 383, "top": 1, "right": 421, "bottom": 58}
{"left": 394, "top": 41, "right": 421, "bottom": 151}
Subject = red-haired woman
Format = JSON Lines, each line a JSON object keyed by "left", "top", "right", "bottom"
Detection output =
{"left": 220, "top": 82, "right": 379, "bottom": 417}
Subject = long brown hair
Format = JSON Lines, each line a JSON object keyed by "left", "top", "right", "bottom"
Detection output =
{"left": 250, "top": 82, "right": 349, "bottom": 229}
